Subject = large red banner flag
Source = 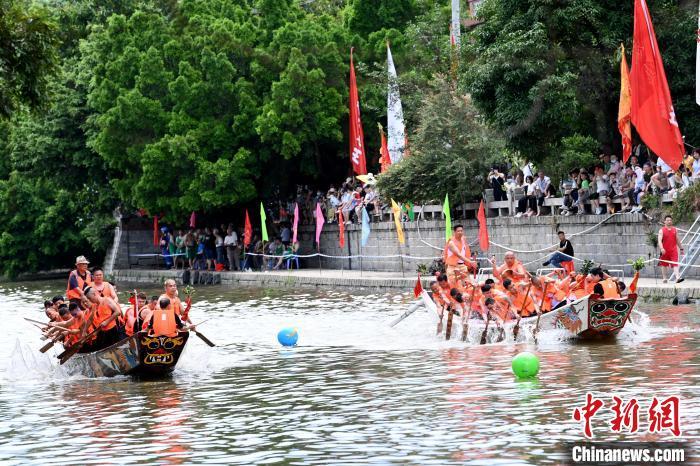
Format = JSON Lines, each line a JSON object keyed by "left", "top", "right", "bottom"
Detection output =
{"left": 378, "top": 123, "right": 391, "bottom": 173}
{"left": 630, "top": 0, "right": 684, "bottom": 169}
{"left": 349, "top": 48, "right": 367, "bottom": 175}
{"left": 244, "top": 209, "right": 252, "bottom": 247}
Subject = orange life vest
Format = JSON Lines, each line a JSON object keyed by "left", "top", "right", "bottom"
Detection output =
{"left": 94, "top": 282, "right": 118, "bottom": 302}
{"left": 124, "top": 305, "right": 138, "bottom": 337}
{"left": 444, "top": 237, "right": 471, "bottom": 267}
{"left": 151, "top": 307, "right": 178, "bottom": 337}
{"left": 65, "top": 314, "right": 84, "bottom": 346}
{"left": 601, "top": 279, "right": 620, "bottom": 299}
{"left": 66, "top": 270, "right": 93, "bottom": 300}
{"left": 158, "top": 294, "right": 183, "bottom": 316}
{"left": 90, "top": 298, "right": 117, "bottom": 331}
{"left": 510, "top": 289, "right": 536, "bottom": 317}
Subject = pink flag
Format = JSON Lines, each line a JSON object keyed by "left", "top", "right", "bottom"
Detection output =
{"left": 292, "top": 203, "right": 299, "bottom": 244}
{"left": 189, "top": 211, "right": 196, "bottom": 228}
{"left": 315, "top": 202, "right": 325, "bottom": 245}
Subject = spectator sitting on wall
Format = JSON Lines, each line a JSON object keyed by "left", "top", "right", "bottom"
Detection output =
{"left": 542, "top": 231, "right": 574, "bottom": 269}
{"left": 515, "top": 175, "right": 536, "bottom": 217}
{"left": 533, "top": 171, "right": 554, "bottom": 216}
{"left": 327, "top": 188, "right": 341, "bottom": 224}
{"left": 280, "top": 223, "right": 292, "bottom": 246}
{"left": 267, "top": 238, "right": 284, "bottom": 270}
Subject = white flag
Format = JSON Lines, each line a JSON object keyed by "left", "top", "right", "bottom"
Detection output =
{"left": 451, "top": 0, "right": 461, "bottom": 48}
{"left": 387, "top": 43, "right": 405, "bottom": 164}
{"left": 697, "top": 0, "right": 700, "bottom": 105}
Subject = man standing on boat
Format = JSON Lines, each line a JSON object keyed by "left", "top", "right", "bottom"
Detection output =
{"left": 66, "top": 256, "right": 93, "bottom": 305}
{"left": 160, "top": 279, "right": 196, "bottom": 329}
{"left": 444, "top": 225, "right": 476, "bottom": 283}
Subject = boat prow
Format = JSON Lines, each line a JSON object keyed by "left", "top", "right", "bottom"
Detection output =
{"left": 61, "top": 330, "right": 190, "bottom": 378}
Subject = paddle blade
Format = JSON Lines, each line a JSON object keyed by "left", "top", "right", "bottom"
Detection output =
{"left": 39, "top": 340, "right": 55, "bottom": 353}
{"left": 194, "top": 331, "right": 216, "bottom": 347}
{"left": 59, "top": 343, "right": 84, "bottom": 365}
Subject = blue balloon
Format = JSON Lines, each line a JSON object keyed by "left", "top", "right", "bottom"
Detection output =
{"left": 277, "top": 327, "right": 299, "bottom": 347}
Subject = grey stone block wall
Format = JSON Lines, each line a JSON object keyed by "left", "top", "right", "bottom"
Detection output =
{"left": 113, "top": 214, "right": 695, "bottom": 278}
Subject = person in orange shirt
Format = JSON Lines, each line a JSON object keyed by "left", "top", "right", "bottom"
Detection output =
{"left": 503, "top": 278, "right": 538, "bottom": 317}
{"left": 140, "top": 296, "right": 159, "bottom": 331}
{"left": 444, "top": 225, "right": 476, "bottom": 283}
{"left": 84, "top": 286, "right": 122, "bottom": 350}
{"left": 66, "top": 256, "right": 93, "bottom": 304}
{"left": 146, "top": 297, "right": 186, "bottom": 337}
{"left": 92, "top": 268, "right": 118, "bottom": 303}
{"left": 490, "top": 251, "right": 529, "bottom": 283}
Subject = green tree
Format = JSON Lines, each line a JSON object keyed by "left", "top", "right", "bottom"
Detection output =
{"left": 0, "top": 0, "right": 59, "bottom": 118}
{"left": 376, "top": 77, "right": 503, "bottom": 204}
{"left": 464, "top": 0, "right": 697, "bottom": 162}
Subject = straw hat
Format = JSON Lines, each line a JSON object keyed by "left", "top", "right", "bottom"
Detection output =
{"left": 75, "top": 255, "right": 90, "bottom": 265}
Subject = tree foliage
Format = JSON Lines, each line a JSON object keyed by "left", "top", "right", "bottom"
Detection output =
{"left": 0, "top": 0, "right": 59, "bottom": 118}
{"left": 376, "top": 77, "right": 503, "bottom": 204}
{"left": 464, "top": 0, "right": 697, "bottom": 163}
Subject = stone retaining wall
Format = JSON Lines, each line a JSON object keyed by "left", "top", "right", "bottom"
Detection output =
{"left": 113, "top": 213, "right": 695, "bottom": 278}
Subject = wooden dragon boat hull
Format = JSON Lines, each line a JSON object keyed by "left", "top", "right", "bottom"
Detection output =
{"left": 61, "top": 331, "right": 189, "bottom": 378}
{"left": 422, "top": 292, "right": 637, "bottom": 341}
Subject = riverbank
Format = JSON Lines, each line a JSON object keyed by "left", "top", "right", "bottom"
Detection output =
{"left": 112, "top": 268, "right": 700, "bottom": 301}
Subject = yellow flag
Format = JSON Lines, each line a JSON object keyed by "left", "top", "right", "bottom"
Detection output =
{"left": 390, "top": 199, "right": 405, "bottom": 244}
{"left": 618, "top": 44, "right": 632, "bottom": 164}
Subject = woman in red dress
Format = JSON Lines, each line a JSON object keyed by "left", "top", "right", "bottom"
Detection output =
{"left": 658, "top": 215, "right": 684, "bottom": 283}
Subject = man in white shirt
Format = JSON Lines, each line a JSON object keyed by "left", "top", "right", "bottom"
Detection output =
{"left": 533, "top": 171, "right": 551, "bottom": 216}
{"left": 522, "top": 160, "right": 534, "bottom": 179}
{"left": 224, "top": 226, "right": 240, "bottom": 271}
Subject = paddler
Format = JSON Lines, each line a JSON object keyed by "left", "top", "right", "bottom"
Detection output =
{"left": 444, "top": 225, "right": 476, "bottom": 283}
{"left": 92, "top": 268, "right": 118, "bottom": 303}
{"left": 140, "top": 295, "right": 159, "bottom": 330}
{"left": 503, "top": 278, "right": 539, "bottom": 317}
{"left": 490, "top": 251, "right": 529, "bottom": 283}
{"left": 159, "top": 279, "right": 195, "bottom": 329}
{"left": 145, "top": 297, "right": 186, "bottom": 337}
{"left": 47, "top": 303, "right": 84, "bottom": 343}
{"left": 66, "top": 256, "right": 93, "bottom": 305}
{"left": 83, "top": 286, "right": 122, "bottom": 350}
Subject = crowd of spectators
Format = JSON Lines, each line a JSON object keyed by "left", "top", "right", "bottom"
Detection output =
{"left": 486, "top": 145, "right": 698, "bottom": 217}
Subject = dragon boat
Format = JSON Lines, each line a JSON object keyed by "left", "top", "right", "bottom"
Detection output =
{"left": 61, "top": 331, "right": 189, "bottom": 378}
{"left": 421, "top": 292, "right": 638, "bottom": 341}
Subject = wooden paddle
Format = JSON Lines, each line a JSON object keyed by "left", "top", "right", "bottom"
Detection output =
{"left": 24, "top": 317, "right": 49, "bottom": 327}
{"left": 191, "top": 329, "right": 216, "bottom": 347}
{"left": 461, "top": 285, "right": 477, "bottom": 342}
{"left": 445, "top": 304, "right": 455, "bottom": 341}
{"left": 480, "top": 310, "right": 491, "bottom": 344}
{"left": 58, "top": 325, "right": 102, "bottom": 364}
{"left": 39, "top": 327, "right": 70, "bottom": 353}
{"left": 533, "top": 281, "right": 550, "bottom": 343}
{"left": 513, "top": 282, "right": 532, "bottom": 342}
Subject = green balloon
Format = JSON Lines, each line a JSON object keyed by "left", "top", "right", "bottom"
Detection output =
{"left": 512, "top": 352, "right": 540, "bottom": 379}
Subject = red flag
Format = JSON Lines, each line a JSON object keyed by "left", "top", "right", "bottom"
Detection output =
{"left": 413, "top": 274, "right": 423, "bottom": 298}
{"left": 630, "top": 0, "right": 684, "bottom": 169}
{"left": 378, "top": 123, "right": 391, "bottom": 173}
{"left": 153, "top": 215, "right": 159, "bottom": 247}
{"left": 244, "top": 209, "right": 252, "bottom": 247}
{"left": 338, "top": 210, "right": 345, "bottom": 247}
{"left": 349, "top": 48, "right": 367, "bottom": 175}
{"left": 477, "top": 200, "right": 489, "bottom": 252}
{"left": 618, "top": 45, "right": 633, "bottom": 164}
{"left": 189, "top": 211, "right": 196, "bottom": 228}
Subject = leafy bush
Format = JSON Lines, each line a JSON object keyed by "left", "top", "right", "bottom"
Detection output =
{"left": 641, "top": 193, "right": 661, "bottom": 211}
{"left": 669, "top": 182, "right": 700, "bottom": 223}
{"left": 540, "top": 134, "right": 599, "bottom": 190}
{"left": 376, "top": 77, "right": 503, "bottom": 204}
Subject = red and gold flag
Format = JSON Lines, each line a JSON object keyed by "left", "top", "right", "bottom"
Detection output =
{"left": 618, "top": 44, "right": 633, "bottom": 164}
{"left": 349, "top": 48, "right": 367, "bottom": 175}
